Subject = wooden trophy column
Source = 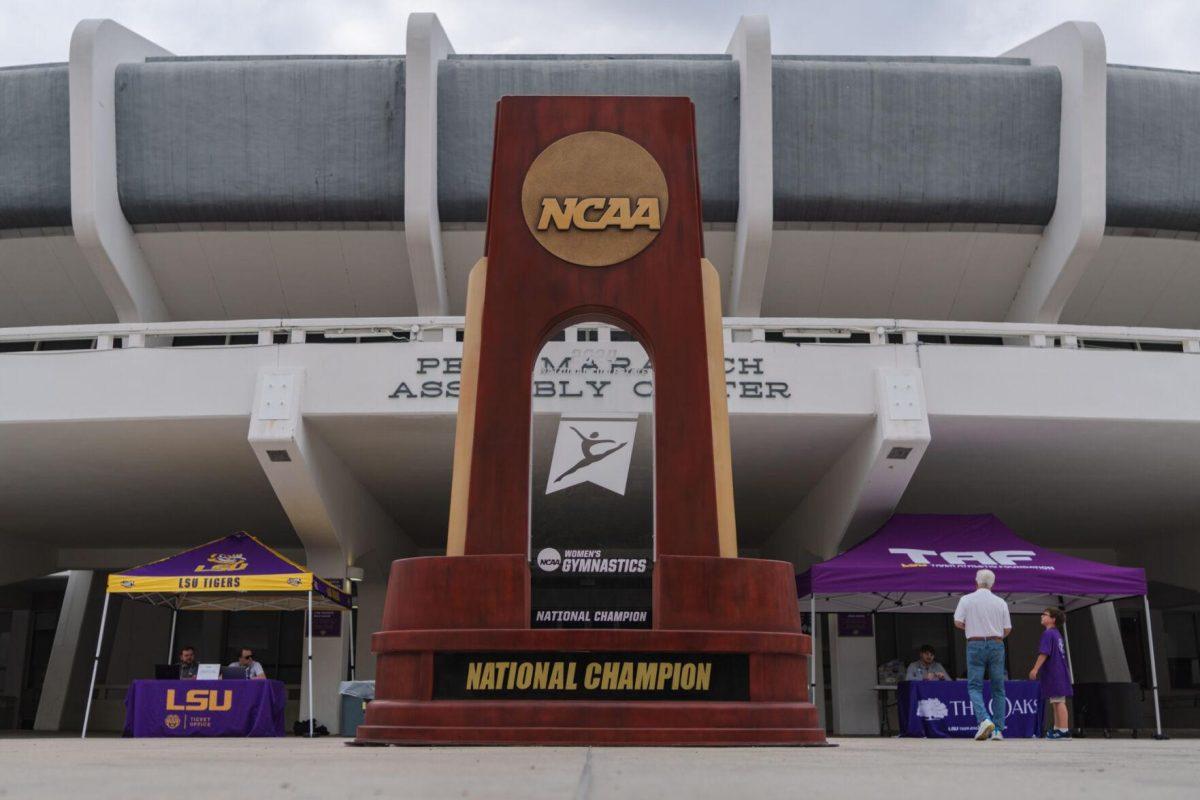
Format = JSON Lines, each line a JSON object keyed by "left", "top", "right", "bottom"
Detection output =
{"left": 357, "top": 96, "right": 824, "bottom": 745}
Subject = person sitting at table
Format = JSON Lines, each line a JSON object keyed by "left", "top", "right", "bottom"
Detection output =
{"left": 906, "top": 644, "right": 950, "bottom": 681}
{"left": 228, "top": 647, "right": 267, "bottom": 679}
{"left": 176, "top": 645, "right": 199, "bottom": 679}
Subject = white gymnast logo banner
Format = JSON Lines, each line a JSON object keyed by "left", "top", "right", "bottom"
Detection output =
{"left": 545, "top": 415, "right": 638, "bottom": 496}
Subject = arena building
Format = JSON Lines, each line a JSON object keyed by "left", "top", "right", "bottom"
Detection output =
{"left": 1, "top": 14, "right": 1199, "bottom": 736}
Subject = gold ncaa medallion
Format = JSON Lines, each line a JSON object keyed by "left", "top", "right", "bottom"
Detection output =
{"left": 521, "top": 131, "right": 669, "bottom": 267}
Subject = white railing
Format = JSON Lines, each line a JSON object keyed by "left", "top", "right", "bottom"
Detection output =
{"left": 1, "top": 316, "right": 1198, "bottom": 354}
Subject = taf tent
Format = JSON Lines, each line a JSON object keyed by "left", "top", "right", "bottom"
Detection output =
{"left": 796, "top": 514, "right": 1161, "bottom": 737}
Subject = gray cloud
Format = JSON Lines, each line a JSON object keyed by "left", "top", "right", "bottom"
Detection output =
{"left": 2, "top": 1, "right": 1198, "bottom": 71}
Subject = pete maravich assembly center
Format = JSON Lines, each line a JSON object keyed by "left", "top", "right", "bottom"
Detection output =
{"left": 1, "top": 13, "right": 1199, "bottom": 738}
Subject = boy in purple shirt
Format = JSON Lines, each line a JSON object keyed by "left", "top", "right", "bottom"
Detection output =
{"left": 1029, "top": 607, "right": 1073, "bottom": 739}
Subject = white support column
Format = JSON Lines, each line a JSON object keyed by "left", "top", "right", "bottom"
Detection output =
{"left": 404, "top": 13, "right": 454, "bottom": 315}
{"left": 69, "top": 19, "right": 171, "bottom": 323}
{"left": 248, "top": 368, "right": 413, "bottom": 731}
{"left": 34, "top": 570, "right": 108, "bottom": 731}
{"left": 828, "top": 616, "right": 879, "bottom": 735}
{"left": 1004, "top": 21, "right": 1107, "bottom": 323}
{"left": 725, "top": 15, "right": 774, "bottom": 316}
{"left": 765, "top": 367, "right": 931, "bottom": 565}
{"left": 1085, "top": 602, "right": 1132, "bottom": 682}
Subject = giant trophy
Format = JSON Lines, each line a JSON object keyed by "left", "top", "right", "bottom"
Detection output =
{"left": 357, "top": 96, "right": 825, "bottom": 744}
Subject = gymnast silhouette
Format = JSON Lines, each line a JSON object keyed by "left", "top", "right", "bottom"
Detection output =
{"left": 554, "top": 426, "right": 629, "bottom": 483}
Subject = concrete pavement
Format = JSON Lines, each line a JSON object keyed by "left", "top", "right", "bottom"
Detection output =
{"left": 1, "top": 736, "right": 1197, "bottom": 799}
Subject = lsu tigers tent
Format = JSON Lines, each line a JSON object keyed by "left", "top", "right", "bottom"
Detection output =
{"left": 83, "top": 531, "right": 351, "bottom": 738}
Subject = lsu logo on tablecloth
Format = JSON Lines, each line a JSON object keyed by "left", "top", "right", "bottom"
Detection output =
{"left": 195, "top": 552, "right": 248, "bottom": 573}
{"left": 166, "top": 689, "right": 233, "bottom": 712}
{"left": 164, "top": 714, "right": 181, "bottom": 730}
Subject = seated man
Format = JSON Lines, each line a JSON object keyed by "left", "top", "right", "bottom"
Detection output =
{"left": 906, "top": 644, "right": 950, "bottom": 681}
{"left": 177, "top": 645, "right": 199, "bottom": 679}
{"left": 228, "top": 647, "right": 267, "bottom": 679}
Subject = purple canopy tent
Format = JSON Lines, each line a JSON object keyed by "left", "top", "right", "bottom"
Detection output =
{"left": 82, "top": 532, "right": 351, "bottom": 739}
{"left": 796, "top": 514, "right": 1162, "bottom": 737}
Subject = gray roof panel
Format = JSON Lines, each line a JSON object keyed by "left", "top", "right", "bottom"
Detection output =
{"left": 0, "top": 65, "right": 71, "bottom": 230}
{"left": 773, "top": 59, "right": 1061, "bottom": 224}
{"left": 1107, "top": 65, "right": 1200, "bottom": 231}
{"left": 116, "top": 57, "right": 405, "bottom": 224}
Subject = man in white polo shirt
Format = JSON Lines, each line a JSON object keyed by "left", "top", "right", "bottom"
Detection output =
{"left": 954, "top": 569, "right": 1012, "bottom": 741}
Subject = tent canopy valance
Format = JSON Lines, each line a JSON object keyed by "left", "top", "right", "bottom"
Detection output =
{"left": 105, "top": 531, "right": 351, "bottom": 612}
{"left": 796, "top": 514, "right": 1147, "bottom": 614}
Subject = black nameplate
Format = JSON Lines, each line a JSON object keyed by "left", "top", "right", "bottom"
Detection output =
{"left": 433, "top": 651, "right": 749, "bottom": 701}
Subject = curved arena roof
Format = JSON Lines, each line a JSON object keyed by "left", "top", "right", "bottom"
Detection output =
{"left": 2, "top": 17, "right": 1200, "bottom": 329}
{"left": 4, "top": 55, "right": 1199, "bottom": 230}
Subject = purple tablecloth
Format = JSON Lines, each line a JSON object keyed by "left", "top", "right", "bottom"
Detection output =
{"left": 897, "top": 680, "right": 1042, "bottom": 738}
{"left": 124, "top": 679, "right": 286, "bottom": 737}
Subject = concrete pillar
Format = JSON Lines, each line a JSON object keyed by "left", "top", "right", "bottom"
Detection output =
{"left": 299, "top": 547, "right": 349, "bottom": 732}
{"left": 1066, "top": 603, "right": 1132, "bottom": 683}
{"left": 828, "top": 615, "right": 879, "bottom": 735}
{"left": 351, "top": 553, "right": 394, "bottom": 682}
{"left": 765, "top": 366, "right": 931, "bottom": 565}
{"left": 1004, "top": 22, "right": 1107, "bottom": 323}
{"left": 69, "top": 19, "right": 171, "bottom": 323}
{"left": 404, "top": 12, "right": 454, "bottom": 315}
{"left": 248, "top": 367, "right": 413, "bottom": 730}
{"left": 33, "top": 571, "right": 110, "bottom": 731}
{"left": 725, "top": 15, "right": 773, "bottom": 316}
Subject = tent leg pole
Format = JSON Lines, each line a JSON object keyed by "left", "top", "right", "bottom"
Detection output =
{"left": 808, "top": 595, "right": 817, "bottom": 707}
{"left": 349, "top": 599, "right": 356, "bottom": 682}
{"left": 81, "top": 593, "right": 111, "bottom": 740}
{"left": 1142, "top": 595, "right": 1166, "bottom": 740}
{"left": 1061, "top": 615, "right": 1075, "bottom": 684}
{"left": 307, "top": 590, "right": 314, "bottom": 738}
{"left": 166, "top": 608, "right": 178, "bottom": 664}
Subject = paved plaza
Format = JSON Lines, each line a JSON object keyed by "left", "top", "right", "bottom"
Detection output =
{"left": 1, "top": 735, "right": 1197, "bottom": 799}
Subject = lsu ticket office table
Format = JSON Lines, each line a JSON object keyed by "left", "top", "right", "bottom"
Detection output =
{"left": 124, "top": 668, "right": 286, "bottom": 737}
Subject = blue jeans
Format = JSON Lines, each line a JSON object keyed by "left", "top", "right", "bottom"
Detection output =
{"left": 966, "top": 640, "right": 1006, "bottom": 731}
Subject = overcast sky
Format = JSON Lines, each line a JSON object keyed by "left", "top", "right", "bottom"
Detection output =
{"left": 4, "top": 0, "right": 1199, "bottom": 71}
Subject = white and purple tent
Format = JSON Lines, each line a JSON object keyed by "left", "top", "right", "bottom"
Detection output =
{"left": 796, "top": 514, "right": 1161, "bottom": 736}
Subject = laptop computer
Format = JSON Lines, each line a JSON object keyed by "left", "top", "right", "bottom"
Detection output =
{"left": 154, "top": 664, "right": 178, "bottom": 680}
{"left": 220, "top": 665, "right": 249, "bottom": 680}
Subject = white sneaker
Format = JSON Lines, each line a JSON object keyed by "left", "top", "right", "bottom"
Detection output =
{"left": 990, "top": 730, "right": 1004, "bottom": 740}
{"left": 975, "top": 720, "right": 995, "bottom": 741}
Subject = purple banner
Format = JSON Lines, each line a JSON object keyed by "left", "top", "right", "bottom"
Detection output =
{"left": 310, "top": 611, "right": 342, "bottom": 637}
{"left": 124, "top": 679, "right": 286, "bottom": 737}
{"left": 897, "top": 679, "right": 1042, "bottom": 738}
{"left": 837, "top": 613, "right": 873, "bottom": 637}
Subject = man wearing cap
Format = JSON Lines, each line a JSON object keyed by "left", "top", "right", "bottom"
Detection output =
{"left": 954, "top": 568, "right": 1012, "bottom": 741}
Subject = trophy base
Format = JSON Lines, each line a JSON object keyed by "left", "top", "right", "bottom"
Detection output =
{"left": 356, "top": 554, "right": 825, "bottom": 747}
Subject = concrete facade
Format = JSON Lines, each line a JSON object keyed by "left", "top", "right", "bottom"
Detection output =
{"left": 2, "top": 13, "right": 1199, "bottom": 740}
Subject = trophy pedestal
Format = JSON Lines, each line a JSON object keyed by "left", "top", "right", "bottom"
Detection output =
{"left": 355, "top": 555, "right": 825, "bottom": 746}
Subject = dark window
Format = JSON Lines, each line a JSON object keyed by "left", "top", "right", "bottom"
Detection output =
{"left": 36, "top": 339, "right": 95, "bottom": 351}
{"left": 948, "top": 335, "right": 1004, "bottom": 346}
{"left": 172, "top": 335, "right": 227, "bottom": 347}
